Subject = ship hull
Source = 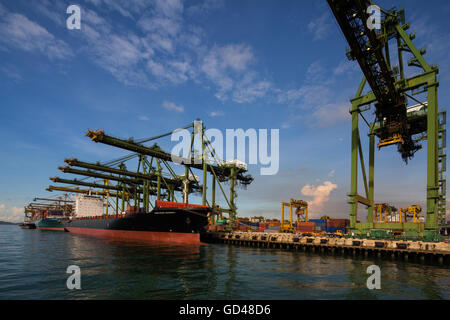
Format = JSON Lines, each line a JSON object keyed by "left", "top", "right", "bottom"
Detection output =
{"left": 62, "top": 208, "right": 209, "bottom": 245}
{"left": 64, "top": 227, "right": 201, "bottom": 244}
{"left": 20, "top": 223, "right": 36, "bottom": 229}
{"left": 36, "top": 218, "right": 66, "bottom": 231}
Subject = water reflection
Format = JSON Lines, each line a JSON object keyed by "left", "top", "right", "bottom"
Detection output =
{"left": 0, "top": 226, "right": 448, "bottom": 300}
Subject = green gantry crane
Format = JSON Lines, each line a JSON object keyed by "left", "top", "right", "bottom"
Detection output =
{"left": 49, "top": 120, "right": 253, "bottom": 228}
{"left": 327, "top": 0, "right": 446, "bottom": 241}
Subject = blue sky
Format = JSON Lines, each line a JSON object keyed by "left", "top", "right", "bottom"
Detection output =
{"left": 0, "top": 0, "right": 449, "bottom": 222}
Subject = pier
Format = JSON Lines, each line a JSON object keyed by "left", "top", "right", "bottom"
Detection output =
{"left": 203, "top": 232, "right": 450, "bottom": 265}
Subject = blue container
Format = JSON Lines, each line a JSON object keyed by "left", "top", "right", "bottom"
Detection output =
{"left": 310, "top": 219, "right": 327, "bottom": 231}
{"left": 326, "top": 227, "right": 346, "bottom": 233}
{"left": 309, "top": 219, "right": 326, "bottom": 225}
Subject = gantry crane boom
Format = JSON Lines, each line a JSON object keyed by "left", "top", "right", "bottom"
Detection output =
{"left": 27, "top": 204, "right": 61, "bottom": 209}
{"left": 86, "top": 129, "right": 253, "bottom": 184}
{"left": 49, "top": 177, "right": 144, "bottom": 194}
{"left": 327, "top": 0, "right": 421, "bottom": 161}
{"left": 47, "top": 185, "right": 129, "bottom": 199}
{"left": 58, "top": 166, "right": 188, "bottom": 193}
{"left": 327, "top": 0, "right": 399, "bottom": 106}
{"left": 327, "top": 0, "right": 445, "bottom": 239}
{"left": 62, "top": 159, "right": 202, "bottom": 191}
{"left": 33, "top": 197, "right": 74, "bottom": 203}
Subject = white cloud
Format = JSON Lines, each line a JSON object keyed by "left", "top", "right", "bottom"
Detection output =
{"left": 162, "top": 101, "right": 184, "bottom": 113}
{"left": 305, "top": 60, "right": 326, "bottom": 83}
{"left": 276, "top": 58, "right": 353, "bottom": 127}
{"left": 0, "top": 11, "right": 72, "bottom": 60}
{"left": 312, "top": 103, "right": 349, "bottom": 127}
{"left": 138, "top": 115, "right": 150, "bottom": 121}
{"left": 277, "top": 84, "right": 331, "bottom": 106}
{"left": 138, "top": 16, "right": 181, "bottom": 38}
{"left": 301, "top": 181, "right": 338, "bottom": 213}
{"left": 85, "top": 0, "right": 149, "bottom": 19}
{"left": 307, "top": 12, "right": 333, "bottom": 41}
{"left": 75, "top": 1, "right": 201, "bottom": 89}
{"left": 1, "top": 63, "right": 22, "bottom": 82}
{"left": 0, "top": 204, "right": 24, "bottom": 223}
{"left": 153, "top": 0, "right": 184, "bottom": 18}
{"left": 32, "top": 0, "right": 66, "bottom": 26}
{"left": 75, "top": 8, "right": 155, "bottom": 88}
{"left": 200, "top": 43, "right": 270, "bottom": 102}
{"left": 147, "top": 59, "right": 192, "bottom": 84}
{"left": 210, "top": 111, "right": 224, "bottom": 117}
{"left": 232, "top": 74, "right": 271, "bottom": 103}
{"left": 0, "top": 1, "right": 274, "bottom": 105}
{"left": 333, "top": 59, "right": 359, "bottom": 76}
{"left": 187, "top": 0, "right": 224, "bottom": 16}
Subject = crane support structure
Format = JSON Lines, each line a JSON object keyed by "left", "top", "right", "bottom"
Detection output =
{"left": 63, "top": 158, "right": 200, "bottom": 191}
{"left": 33, "top": 197, "right": 74, "bottom": 203}
{"left": 50, "top": 176, "right": 144, "bottom": 194}
{"left": 48, "top": 120, "right": 253, "bottom": 227}
{"left": 58, "top": 166, "right": 187, "bottom": 193}
{"left": 85, "top": 128, "right": 253, "bottom": 184}
{"left": 47, "top": 185, "right": 129, "bottom": 199}
{"left": 280, "top": 199, "right": 308, "bottom": 233}
{"left": 327, "top": 0, "right": 446, "bottom": 241}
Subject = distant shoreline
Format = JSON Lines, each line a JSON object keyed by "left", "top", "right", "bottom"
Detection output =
{"left": 0, "top": 221, "right": 20, "bottom": 225}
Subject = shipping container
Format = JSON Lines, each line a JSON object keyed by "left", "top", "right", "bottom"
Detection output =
{"left": 269, "top": 222, "right": 281, "bottom": 227}
{"left": 296, "top": 222, "right": 315, "bottom": 226}
{"left": 326, "top": 226, "right": 346, "bottom": 233}
{"left": 296, "top": 221, "right": 316, "bottom": 232}
{"left": 155, "top": 200, "right": 209, "bottom": 209}
{"left": 310, "top": 219, "right": 327, "bottom": 231}
{"left": 125, "top": 206, "right": 139, "bottom": 214}
{"left": 326, "top": 219, "right": 350, "bottom": 228}
{"left": 239, "top": 221, "right": 258, "bottom": 230}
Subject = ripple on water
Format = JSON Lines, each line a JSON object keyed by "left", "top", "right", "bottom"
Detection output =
{"left": 0, "top": 226, "right": 448, "bottom": 299}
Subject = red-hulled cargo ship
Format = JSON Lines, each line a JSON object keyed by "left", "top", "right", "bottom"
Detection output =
{"left": 62, "top": 197, "right": 210, "bottom": 244}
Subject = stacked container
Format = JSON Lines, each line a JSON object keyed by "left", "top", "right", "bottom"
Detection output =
{"left": 309, "top": 219, "right": 327, "bottom": 232}
{"left": 266, "top": 224, "right": 280, "bottom": 232}
{"left": 325, "top": 219, "right": 350, "bottom": 234}
{"left": 296, "top": 222, "right": 316, "bottom": 233}
{"left": 239, "top": 221, "right": 259, "bottom": 231}
{"left": 125, "top": 206, "right": 139, "bottom": 214}
{"left": 326, "top": 226, "right": 346, "bottom": 233}
{"left": 155, "top": 200, "right": 208, "bottom": 208}
{"left": 258, "top": 222, "right": 268, "bottom": 232}
{"left": 326, "top": 219, "right": 350, "bottom": 228}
